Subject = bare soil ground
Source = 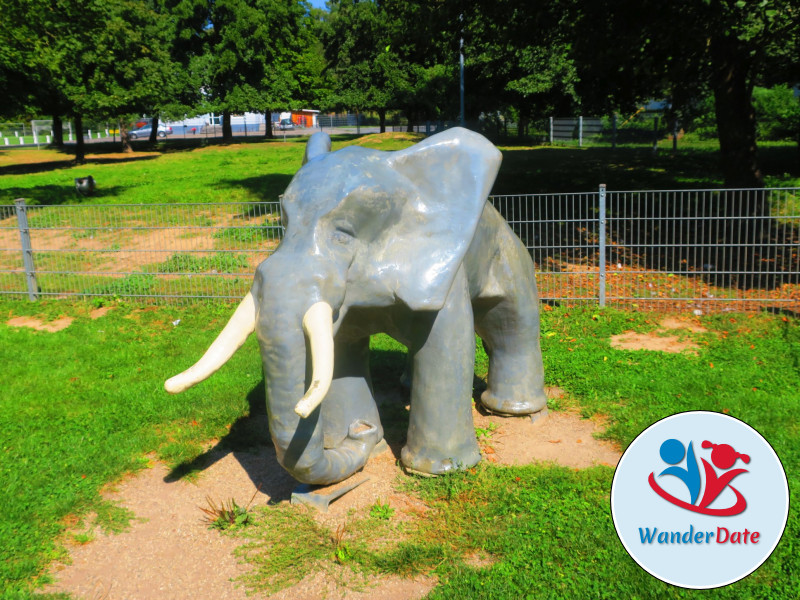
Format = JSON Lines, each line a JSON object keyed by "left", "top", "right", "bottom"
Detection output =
{"left": 28, "top": 313, "right": 699, "bottom": 600}
{"left": 41, "top": 402, "right": 619, "bottom": 600}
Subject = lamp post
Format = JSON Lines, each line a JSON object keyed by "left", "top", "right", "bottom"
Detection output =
{"left": 459, "top": 13, "right": 465, "bottom": 127}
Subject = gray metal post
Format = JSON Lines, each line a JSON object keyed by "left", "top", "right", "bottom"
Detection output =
{"left": 579, "top": 116, "right": 583, "bottom": 147}
{"left": 598, "top": 185, "right": 607, "bottom": 308}
{"left": 14, "top": 198, "right": 38, "bottom": 301}
{"left": 549, "top": 117, "right": 553, "bottom": 143}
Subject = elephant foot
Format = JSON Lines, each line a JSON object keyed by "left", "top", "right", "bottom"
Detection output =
{"left": 479, "top": 389, "right": 547, "bottom": 416}
{"left": 400, "top": 445, "right": 481, "bottom": 476}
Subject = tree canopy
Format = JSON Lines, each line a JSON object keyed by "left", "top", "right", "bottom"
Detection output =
{"left": 1, "top": 0, "right": 797, "bottom": 182}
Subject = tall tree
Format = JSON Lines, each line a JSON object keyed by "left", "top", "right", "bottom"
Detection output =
{"left": 65, "top": 0, "right": 179, "bottom": 152}
{"left": 385, "top": 0, "right": 461, "bottom": 125}
{"left": 571, "top": 0, "right": 800, "bottom": 189}
{"left": 321, "top": 0, "right": 411, "bottom": 131}
{"left": 199, "top": 0, "right": 309, "bottom": 141}
{"left": 1, "top": 0, "right": 187, "bottom": 160}
{"left": 461, "top": 0, "right": 579, "bottom": 133}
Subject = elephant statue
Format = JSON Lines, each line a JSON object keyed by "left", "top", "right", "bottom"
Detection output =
{"left": 165, "top": 127, "right": 546, "bottom": 486}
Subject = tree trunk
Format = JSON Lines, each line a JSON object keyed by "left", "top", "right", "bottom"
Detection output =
{"left": 518, "top": 113, "right": 528, "bottom": 140}
{"left": 378, "top": 109, "right": 386, "bottom": 133}
{"left": 74, "top": 115, "right": 85, "bottom": 163}
{"left": 149, "top": 114, "right": 159, "bottom": 144}
{"left": 51, "top": 115, "right": 64, "bottom": 148}
{"left": 222, "top": 111, "right": 233, "bottom": 141}
{"left": 119, "top": 119, "right": 133, "bottom": 153}
{"left": 710, "top": 35, "right": 764, "bottom": 192}
{"left": 265, "top": 112, "right": 273, "bottom": 139}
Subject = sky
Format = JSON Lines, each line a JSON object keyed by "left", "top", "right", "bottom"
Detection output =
{"left": 308, "top": 0, "right": 327, "bottom": 9}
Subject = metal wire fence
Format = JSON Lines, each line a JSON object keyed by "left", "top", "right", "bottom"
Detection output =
{"left": 2, "top": 187, "right": 799, "bottom": 311}
{"left": 1, "top": 201, "right": 282, "bottom": 302}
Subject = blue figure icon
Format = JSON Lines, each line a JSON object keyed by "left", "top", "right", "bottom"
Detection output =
{"left": 659, "top": 439, "right": 701, "bottom": 505}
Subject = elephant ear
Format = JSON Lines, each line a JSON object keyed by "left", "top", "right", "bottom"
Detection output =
{"left": 302, "top": 132, "right": 332, "bottom": 165}
{"left": 379, "top": 127, "right": 501, "bottom": 310}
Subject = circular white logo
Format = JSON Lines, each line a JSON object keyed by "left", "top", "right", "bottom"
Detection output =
{"left": 611, "top": 411, "right": 789, "bottom": 589}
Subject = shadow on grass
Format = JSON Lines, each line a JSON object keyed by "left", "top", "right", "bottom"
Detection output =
{"left": 0, "top": 151, "right": 161, "bottom": 176}
{"left": 1, "top": 184, "right": 128, "bottom": 205}
{"left": 492, "top": 145, "right": 800, "bottom": 291}
{"left": 164, "top": 347, "right": 412, "bottom": 500}
{"left": 218, "top": 173, "right": 294, "bottom": 206}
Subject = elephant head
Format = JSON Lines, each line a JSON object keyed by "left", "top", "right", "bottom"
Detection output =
{"left": 165, "top": 128, "right": 503, "bottom": 485}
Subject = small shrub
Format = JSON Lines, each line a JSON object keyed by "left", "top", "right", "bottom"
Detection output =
{"left": 214, "top": 225, "right": 271, "bottom": 244}
{"left": 156, "top": 252, "right": 249, "bottom": 274}
{"left": 753, "top": 85, "right": 800, "bottom": 141}
{"left": 332, "top": 522, "right": 352, "bottom": 563}
{"left": 369, "top": 499, "right": 395, "bottom": 521}
{"left": 200, "top": 486, "right": 260, "bottom": 531}
{"left": 83, "top": 274, "right": 156, "bottom": 297}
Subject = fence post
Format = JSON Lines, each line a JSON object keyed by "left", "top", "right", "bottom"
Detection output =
{"left": 579, "top": 116, "right": 583, "bottom": 147}
{"left": 549, "top": 117, "right": 553, "bottom": 143}
{"left": 14, "top": 199, "right": 39, "bottom": 301}
{"left": 598, "top": 185, "right": 607, "bottom": 308}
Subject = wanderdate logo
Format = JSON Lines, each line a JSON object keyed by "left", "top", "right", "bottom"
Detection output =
{"left": 611, "top": 412, "right": 789, "bottom": 589}
{"left": 649, "top": 438, "right": 750, "bottom": 516}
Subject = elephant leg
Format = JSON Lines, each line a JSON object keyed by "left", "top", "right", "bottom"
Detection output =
{"left": 401, "top": 267, "right": 481, "bottom": 475}
{"left": 474, "top": 291, "right": 547, "bottom": 416}
{"left": 321, "top": 336, "right": 384, "bottom": 451}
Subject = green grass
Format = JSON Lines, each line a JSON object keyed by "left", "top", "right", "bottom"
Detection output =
{"left": 0, "top": 298, "right": 264, "bottom": 595}
{"left": 1, "top": 134, "right": 797, "bottom": 208}
{"left": 4, "top": 299, "right": 795, "bottom": 597}
{"left": 1, "top": 134, "right": 799, "bottom": 597}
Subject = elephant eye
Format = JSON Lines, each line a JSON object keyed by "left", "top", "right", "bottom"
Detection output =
{"left": 332, "top": 227, "right": 354, "bottom": 245}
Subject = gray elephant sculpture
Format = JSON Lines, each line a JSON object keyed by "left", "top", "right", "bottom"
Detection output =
{"left": 165, "top": 127, "right": 546, "bottom": 486}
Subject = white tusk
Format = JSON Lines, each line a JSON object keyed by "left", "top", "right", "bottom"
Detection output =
{"left": 294, "top": 301, "right": 334, "bottom": 418}
{"left": 164, "top": 292, "right": 256, "bottom": 393}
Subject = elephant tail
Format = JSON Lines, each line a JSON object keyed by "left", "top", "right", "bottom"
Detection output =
{"left": 164, "top": 292, "right": 256, "bottom": 394}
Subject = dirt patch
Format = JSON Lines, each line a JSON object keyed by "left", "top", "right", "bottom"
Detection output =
{"left": 7, "top": 315, "right": 73, "bottom": 332}
{"left": 43, "top": 394, "right": 619, "bottom": 600}
{"left": 351, "top": 132, "right": 426, "bottom": 147}
{"left": 5, "top": 307, "right": 110, "bottom": 332}
{"left": 610, "top": 316, "right": 709, "bottom": 353}
{"left": 90, "top": 306, "right": 113, "bottom": 319}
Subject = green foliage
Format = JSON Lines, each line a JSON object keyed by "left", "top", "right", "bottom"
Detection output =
{"left": 82, "top": 274, "right": 157, "bottom": 297}
{"left": 474, "top": 422, "right": 498, "bottom": 440}
{"left": 155, "top": 253, "right": 250, "bottom": 274}
{"left": 213, "top": 226, "right": 273, "bottom": 244}
{"left": 320, "top": 0, "right": 410, "bottom": 116}
{"left": 200, "top": 490, "right": 258, "bottom": 531}
{"left": 753, "top": 85, "right": 800, "bottom": 141}
{"left": 201, "top": 0, "right": 310, "bottom": 126}
{"left": 368, "top": 499, "right": 395, "bottom": 521}
{"left": 234, "top": 504, "right": 335, "bottom": 594}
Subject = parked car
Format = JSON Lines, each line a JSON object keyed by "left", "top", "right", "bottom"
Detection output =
{"left": 129, "top": 123, "right": 172, "bottom": 139}
{"left": 279, "top": 119, "right": 295, "bottom": 131}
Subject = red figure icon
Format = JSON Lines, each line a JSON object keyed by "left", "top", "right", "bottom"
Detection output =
{"left": 697, "top": 441, "right": 750, "bottom": 512}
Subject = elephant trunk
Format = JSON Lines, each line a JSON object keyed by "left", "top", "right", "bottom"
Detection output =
{"left": 259, "top": 299, "right": 378, "bottom": 486}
